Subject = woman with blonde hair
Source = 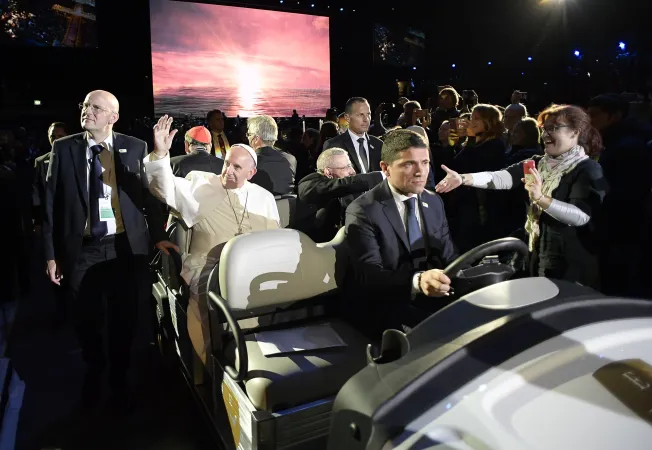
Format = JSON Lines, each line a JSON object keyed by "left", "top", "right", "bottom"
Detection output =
{"left": 436, "top": 104, "right": 607, "bottom": 289}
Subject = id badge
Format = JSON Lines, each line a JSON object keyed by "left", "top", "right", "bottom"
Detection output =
{"left": 99, "top": 197, "right": 115, "bottom": 221}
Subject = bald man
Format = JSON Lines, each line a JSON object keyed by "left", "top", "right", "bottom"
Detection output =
{"left": 144, "top": 115, "right": 280, "bottom": 370}
{"left": 43, "top": 90, "right": 175, "bottom": 411}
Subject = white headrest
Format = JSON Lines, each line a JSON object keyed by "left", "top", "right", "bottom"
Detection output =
{"left": 218, "top": 229, "right": 340, "bottom": 311}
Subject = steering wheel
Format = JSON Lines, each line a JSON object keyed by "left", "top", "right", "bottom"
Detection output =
{"left": 443, "top": 237, "right": 529, "bottom": 278}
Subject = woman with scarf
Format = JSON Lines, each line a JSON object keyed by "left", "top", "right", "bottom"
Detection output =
{"left": 435, "top": 104, "right": 607, "bottom": 289}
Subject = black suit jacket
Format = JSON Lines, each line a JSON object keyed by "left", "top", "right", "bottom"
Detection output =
{"left": 170, "top": 150, "right": 224, "bottom": 178}
{"left": 250, "top": 146, "right": 294, "bottom": 195}
{"left": 323, "top": 132, "right": 383, "bottom": 174}
{"left": 43, "top": 132, "right": 167, "bottom": 274}
{"left": 32, "top": 152, "right": 50, "bottom": 226}
{"left": 344, "top": 180, "right": 458, "bottom": 335}
{"left": 298, "top": 171, "right": 384, "bottom": 242}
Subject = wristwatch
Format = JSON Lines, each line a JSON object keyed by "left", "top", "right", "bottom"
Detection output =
{"left": 460, "top": 174, "right": 467, "bottom": 185}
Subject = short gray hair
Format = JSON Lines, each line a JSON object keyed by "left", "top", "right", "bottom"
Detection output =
{"left": 247, "top": 115, "right": 278, "bottom": 146}
{"left": 317, "top": 148, "right": 348, "bottom": 173}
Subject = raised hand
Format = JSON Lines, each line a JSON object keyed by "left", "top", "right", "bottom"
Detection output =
{"left": 435, "top": 165, "right": 464, "bottom": 193}
{"left": 153, "top": 114, "right": 178, "bottom": 156}
{"left": 523, "top": 167, "right": 543, "bottom": 200}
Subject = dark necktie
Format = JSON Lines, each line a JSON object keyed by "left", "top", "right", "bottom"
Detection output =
{"left": 357, "top": 137, "right": 369, "bottom": 172}
{"left": 217, "top": 134, "right": 226, "bottom": 154}
{"left": 404, "top": 197, "right": 424, "bottom": 251}
{"left": 89, "top": 144, "right": 108, "bottom": 239}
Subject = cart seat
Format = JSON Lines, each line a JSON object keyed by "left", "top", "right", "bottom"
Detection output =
{"left": 216, "top": 228, "right": 371, "bottom": 412}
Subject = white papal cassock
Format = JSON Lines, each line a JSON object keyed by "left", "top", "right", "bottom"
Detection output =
{"left": 144, "top": 153, "right": 280, "bottom": 366}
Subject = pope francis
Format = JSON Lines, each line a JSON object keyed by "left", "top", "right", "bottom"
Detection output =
{"left": 144, "top": 115, "right": 280, "bottom": 367}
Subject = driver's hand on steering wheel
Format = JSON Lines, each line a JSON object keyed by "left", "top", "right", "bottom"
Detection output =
{"left": 420, "top": 269, "right": 452, "bottom": 297}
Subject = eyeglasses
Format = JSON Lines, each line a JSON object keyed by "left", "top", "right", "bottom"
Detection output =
{"left": 541, "top": 125, "right": 570, "bottom": 134}
{"left": 79, "top": 102, "right": 113, "bottom": 115}
{"left": 328, "top": 164, "right": 353, "bottom": 170}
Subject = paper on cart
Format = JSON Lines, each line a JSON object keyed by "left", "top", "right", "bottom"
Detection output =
{"left": 255, "top": 323, "right": 347, "bottom": 356}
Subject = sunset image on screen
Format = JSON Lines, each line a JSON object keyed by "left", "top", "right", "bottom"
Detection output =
{"left": 149, "top": 0, "right": 330, "bottom": 117}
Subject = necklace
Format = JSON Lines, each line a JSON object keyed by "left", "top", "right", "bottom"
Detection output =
{"left": 226, "top": 189, "right": 249, "bottom": 236}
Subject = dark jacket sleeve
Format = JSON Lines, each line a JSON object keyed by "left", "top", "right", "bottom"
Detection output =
{"left": 139, "top": 142, "right": 168, "bottom": 243}
{"left": 298, "top": 172, "right": 383, "bottom": 205}
{"left": 43, "top": 146, "right": 59, "bottom": 261}
{"left": 345, "top": 202, "right": 415, "bottom": 292}
{"left": 429, "top": 193, "right": 459, "bottom": 267}
{"left": 567, "top": 161, "right": 607, "bottom": 217}
{"left": 322, "top": 137, "right": 335, "bottom": 151}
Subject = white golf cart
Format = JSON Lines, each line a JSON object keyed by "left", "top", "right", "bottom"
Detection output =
{"left": 152, "top": 223, "right": 538, "bottom": 450}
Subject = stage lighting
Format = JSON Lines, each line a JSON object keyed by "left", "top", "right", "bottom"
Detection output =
{"left": 451, "top": 64, "right": 456, "bottom": 68}
{"left": 488, "top": 61, "right": 492, "bottom": 65}
{"left": 340, "top": 7, "right": 343, "bottom": 11}
{"left": 413, "top": 66, "right": 417, "bottom": 70}
{"left": 574, "top": 50, "right": 580, "bottom": 57}
{"left": 528, "top": 56, "right": 533, "bottom": 61}
{"left": 34, "top": 100, "right": 41, "bottom": 106}
{"left": 619, "top": 42, "right": 626, "bottom": 50}
{"left": 311, "top": 3, "right": 314, "bottom": 5}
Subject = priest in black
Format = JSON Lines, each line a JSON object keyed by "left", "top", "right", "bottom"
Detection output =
{"left": 170, "top": 126, "right": 224, "bottom": 178}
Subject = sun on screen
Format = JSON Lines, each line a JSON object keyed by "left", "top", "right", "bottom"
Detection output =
{"left": 149, "top": 0, "right": 330, "bottom": 117}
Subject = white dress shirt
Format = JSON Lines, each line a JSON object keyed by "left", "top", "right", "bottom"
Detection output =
{"left": 387, "top": 182, "right": 424, "bottom": 295}
{"left": 348, "top": 129, "right": 370, "bottom": 173}
{"left": 86, "top": 133, "right": 124, "bottom": 235}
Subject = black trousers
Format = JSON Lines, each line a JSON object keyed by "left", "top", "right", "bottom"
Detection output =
{"left": 66, "top": 233, "right": 147, "bottom": 386}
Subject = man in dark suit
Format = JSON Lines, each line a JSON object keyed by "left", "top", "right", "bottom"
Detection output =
{"left": 298, "top": 148, "right": 383, "bottom": 242}
{"left": 323, "top": 97, "right": 383, "bottom": 174}
{"left": 33, "top": 122, "right": 68, "bottom": 231}
{"left": 43, "top": 90, "right": 177, "bottom": 411}
{"left": 345, "top": 129, "right": 458, "bottom": 338}
{"left": 170, "top": 126, "right": 224, "bottom": 178}
{"left": 207, "top": 109, "right": 231, "bottom": 158}
{"left": 247, "top": 114, "right": 295, "bottom": 195}
{"left": 33, "top": 122, "right": 68, "bottom": 325}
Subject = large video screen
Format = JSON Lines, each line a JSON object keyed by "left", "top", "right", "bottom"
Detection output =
{"left": 0, "top": 0, "right": 97, "bottom": 47}
{"left": 374, "top": 24, "right": 425, "bottom": 67}
{"left": 149, "top": 0, "right": 330, "bottom": 118}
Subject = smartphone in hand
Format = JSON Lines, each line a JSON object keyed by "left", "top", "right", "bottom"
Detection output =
{"left": 523, "top": 159, "right": 536, "bottom": 183}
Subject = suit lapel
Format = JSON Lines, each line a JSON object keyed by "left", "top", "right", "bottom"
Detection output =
{"left": 343, "top": 133, "right": 363, "bottom": 174}
{"left": 379, "top": 181, "right": 410, "bottom": 252}
{"left": 71, "top": 134, "right": 89, "bottom": 211}
{"left": 112, "top": 133, "right": 125, "bottom": 189}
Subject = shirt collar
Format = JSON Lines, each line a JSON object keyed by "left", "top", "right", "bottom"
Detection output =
{"left": 387, "top": 180, "right": 418, "bottom": 203}
{"left": 86, "top": 132, "right": 114, "bottom": 150}
{"left": 348, "top": 128, "right": 367, "bottom": 143}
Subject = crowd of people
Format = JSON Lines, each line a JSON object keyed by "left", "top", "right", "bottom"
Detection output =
{"left": 1, "top": 84, "right": 651, "bottom": 415}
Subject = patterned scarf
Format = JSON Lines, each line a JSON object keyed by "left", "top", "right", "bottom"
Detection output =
{"left": 525, "top": 145, "right": 588, "bottom": 251}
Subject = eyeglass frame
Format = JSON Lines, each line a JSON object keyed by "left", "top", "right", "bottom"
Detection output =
{"left": 540, "top": 124, "right": 571, "bottom": 134}
{"left": 79, "top": 102, "right": 116, "bottom": 115}
{"left": 327, "top": 164, "right": 354, "bottom": 170}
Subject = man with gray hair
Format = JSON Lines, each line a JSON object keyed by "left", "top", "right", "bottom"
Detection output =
{"left": 298, "top": 148, "right": 383, "bottom": 242}
{"left": 247, "top": 114, "right": 296, "bottom": 195}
